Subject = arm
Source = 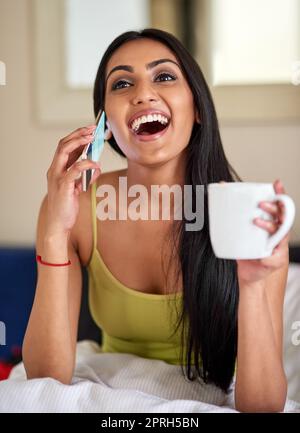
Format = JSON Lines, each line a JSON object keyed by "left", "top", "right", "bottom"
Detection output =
{"left": 22, "top": 124, "right": 101, "bottom": 385}
{"left": 235, "top": 274, "right": 287, "bottom": 413}
{"left": 234, "top": 179, "right": 289, "bottom": 412}
{"left": 22, "top": 195, "right": 83, "bottom": 384}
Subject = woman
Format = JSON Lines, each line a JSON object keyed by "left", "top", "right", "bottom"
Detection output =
{"left": 22, "top": 29, "right": 289, "bottom": 412}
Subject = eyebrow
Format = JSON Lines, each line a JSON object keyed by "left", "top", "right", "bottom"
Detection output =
{"left": 106, "top": 58, "right": 181, "bottom": 82}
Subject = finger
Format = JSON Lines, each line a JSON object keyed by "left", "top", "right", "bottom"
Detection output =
{"left": 50, "top": 134, "right": 95, "bottom": 177}
{"left": 265, "top": 242, "right": 289, "bottom": 267}
{"left": 253, "top": 217, "right": 278, "bottom": 234}
{"left": 74, "top": 179, "right": 83, "bottom": 196}
{"left": 259, "top": 249, "right": 282, "bottom": 268}
{"left": 257, "top": 230, "right": 290, "bottom": 268}
{"left": 90, "top": 166, "right": 102, "bottom": 185}
{"left": 64, "top": 160, "right": 100, "bottom": 184}
{"left": 59, "top": 125, "right": 97, "bottom": 146}
{"left": 276, "top": 180, "right": 286, "bottom": 223}
{"left": 272, "top": 179, "right": 287, "bottom": 225}
{"left": 258, "top": 201, "right": 279, "bottom": 218}
{"left": 67, "top": 141, "right": 92, "bottom": 169}
{"left": 273, "top": 179, "right": 286, "bottom": 195}
{"left": 274, "top": 233, "right": 290, "bottom": 250}
{"left": 275, "top": 200, "right": 285, "bottom": 225}
{"left": 74, "top": 166, "right": 102, "bottom": 195}
{"left": 50, "top": 124, "right": 96, "bottom": 173}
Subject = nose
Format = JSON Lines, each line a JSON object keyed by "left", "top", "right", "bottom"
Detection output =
{"left": 131, "top": 81, "right": 159, "bottom": 105}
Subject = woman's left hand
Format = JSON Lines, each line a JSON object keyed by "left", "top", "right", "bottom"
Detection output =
{"left": 236, "top": 179, "right": 290, "bottom": 287}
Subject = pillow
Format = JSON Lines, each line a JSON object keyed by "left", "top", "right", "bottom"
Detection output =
{"left": 0, "top": 248, "right": 36, "bottom": 362}
{"left": 0, "top": 247, "right": 101, "bottom": 366}
{"left": 284, "top": 263, "right": 300, "bottom": 403}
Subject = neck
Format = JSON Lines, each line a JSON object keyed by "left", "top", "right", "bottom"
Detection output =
{"left": 125, "top": 150, "right": 187, "bottom": 191}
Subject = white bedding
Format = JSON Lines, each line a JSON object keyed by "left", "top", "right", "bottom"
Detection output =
{"left": 0, "top": 263, "right": 299, "bottom": 413}
{"left": 0, "top": 340, "right": 299, "bottom": 413}
{"left": 283, "top": 263, "right": 300, "bottom": 403}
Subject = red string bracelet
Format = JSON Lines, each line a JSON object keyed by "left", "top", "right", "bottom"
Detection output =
{"left": 36, "top": 255, "right": 71, "bottom": 267}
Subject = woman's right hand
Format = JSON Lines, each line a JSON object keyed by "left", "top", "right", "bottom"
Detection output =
{"left": 45, "top": 124, "right": 101, "bottom": 237}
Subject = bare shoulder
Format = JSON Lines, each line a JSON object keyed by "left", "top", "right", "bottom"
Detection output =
{"left": 72, "top": 168, "right": 127, "bottom": 266}
{"left": 96, "top": 168, "right": 127, "bottom": 188}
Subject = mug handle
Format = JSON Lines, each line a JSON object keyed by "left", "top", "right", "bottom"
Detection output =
{"left": 266, "top": 194, "right": 296, "bottom": 251}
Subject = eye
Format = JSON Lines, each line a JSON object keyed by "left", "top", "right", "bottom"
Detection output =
{"left": 111, "top": 72, "right": 177, "bottom": 91}
{"left": 155, "top": 72, "right": 177, "bottom": 82}
{"left": 111, "top": 80, "right": 131, "bottom": 91}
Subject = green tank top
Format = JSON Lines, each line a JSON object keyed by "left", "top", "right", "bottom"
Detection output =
{"left": 86, "top": 182, "right": 190, "bottom": 365}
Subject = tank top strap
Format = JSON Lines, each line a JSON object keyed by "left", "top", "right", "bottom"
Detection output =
{"left": 91, "top": 182, "right": 98, "bottom": 252}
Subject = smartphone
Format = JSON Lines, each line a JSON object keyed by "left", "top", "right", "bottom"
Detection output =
{"left": 81, "top": 109, "right": 105, "bottom": 192}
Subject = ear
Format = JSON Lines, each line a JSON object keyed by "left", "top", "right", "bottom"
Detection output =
{"left": 195, "top": 109, "right": 200, "bottom": 124}
{"left": 104, "top": 119, "right": 113, "bottom": 140}
{"left": 104, "top": 128, "right": 112, "bottom": 140}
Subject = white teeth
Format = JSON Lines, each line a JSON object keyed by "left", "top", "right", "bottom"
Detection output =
{"left": 130, "top": 113, "right": 169, "bottom": 132}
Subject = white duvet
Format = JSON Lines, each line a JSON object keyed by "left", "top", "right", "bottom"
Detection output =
{"left": 0, "top": 340, "right": 298, "bottom": 413}
{"left": 0, "top": 264, "right": 299, "bottom": 413}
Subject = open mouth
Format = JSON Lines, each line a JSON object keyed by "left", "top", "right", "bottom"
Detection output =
{"left": 134, "top": 120, "right": 169, "bottom": 136}
{"left": 129, "top": 114, "right": 171, "bottom": 141}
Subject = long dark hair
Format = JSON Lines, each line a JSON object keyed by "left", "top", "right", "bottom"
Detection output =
{"left": 93, "top": 28, "right": 242, "bottom": 393}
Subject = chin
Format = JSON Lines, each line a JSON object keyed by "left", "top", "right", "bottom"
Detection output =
{"left": 131, "top": 147, "right": 186, "bottom": 168}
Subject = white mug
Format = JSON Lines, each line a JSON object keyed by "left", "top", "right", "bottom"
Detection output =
{"left": 208, "top": 182, "right": 296, "bottom": 259}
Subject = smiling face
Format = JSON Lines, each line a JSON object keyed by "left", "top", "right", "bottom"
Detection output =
{"left": 104, "top": 38, "right": 200, "bottom": 166}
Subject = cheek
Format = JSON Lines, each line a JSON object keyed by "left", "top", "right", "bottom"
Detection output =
{"left": 170, "top": 89, "right": 195, "bottom": 127}
{"left": 104, "top": 107, "right": 125, "bottom": 138}
{"left": 107, "top": 118, "right": 133, "bottom": 154}
{"left": 172, "top": 108, "right": 196, "bottom": 147}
